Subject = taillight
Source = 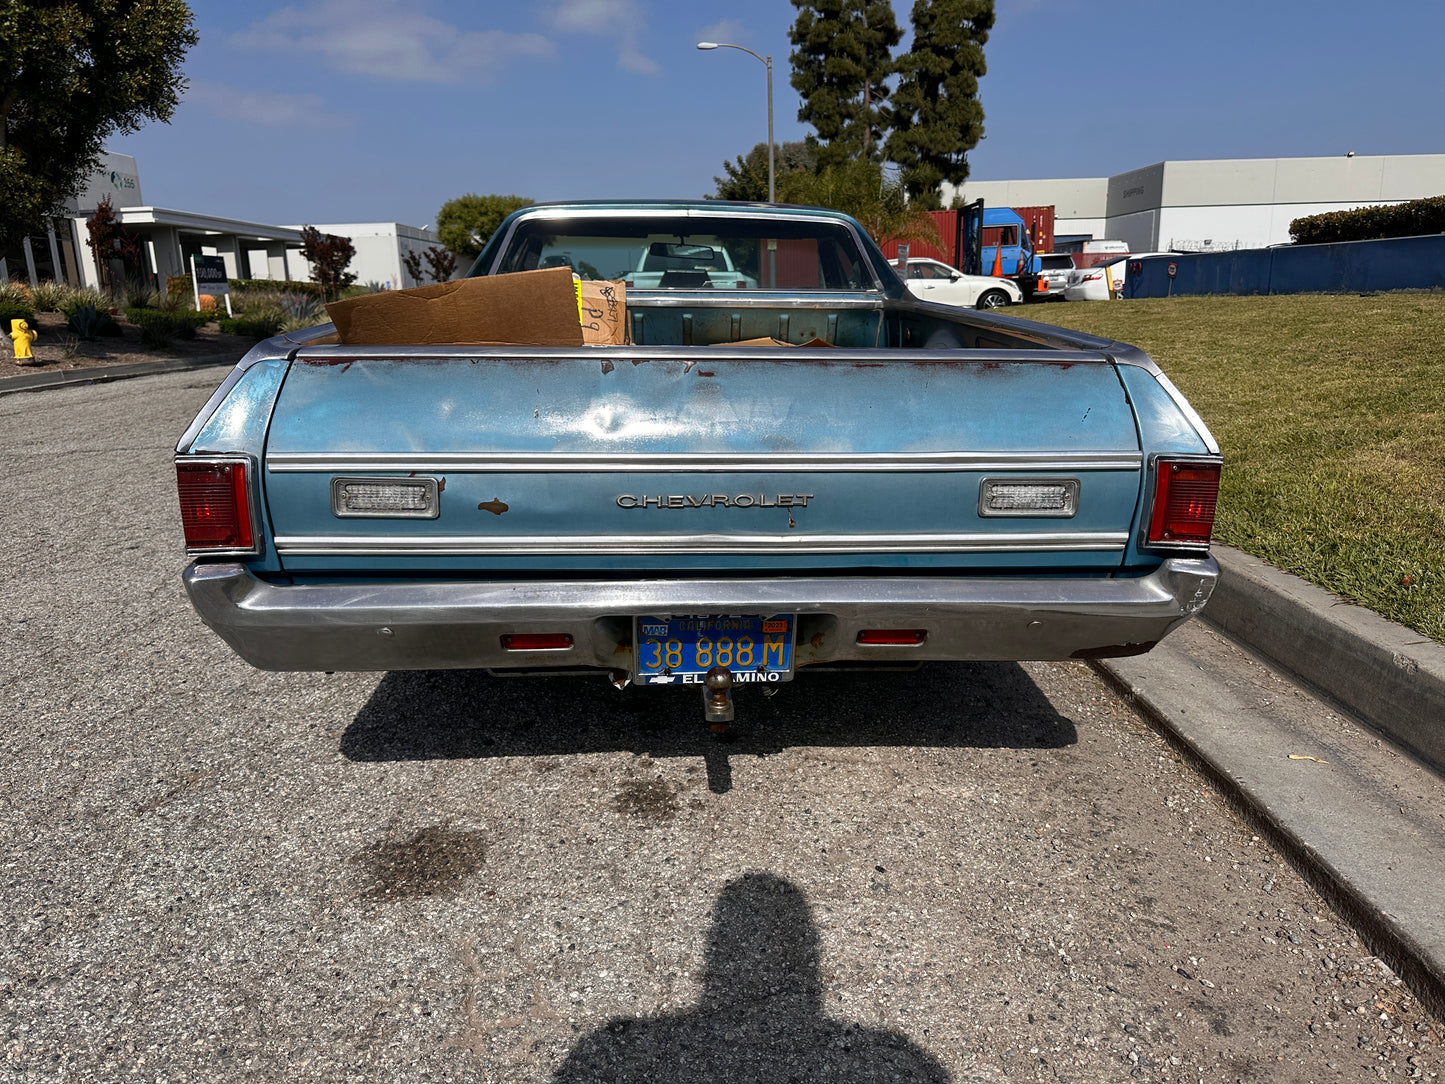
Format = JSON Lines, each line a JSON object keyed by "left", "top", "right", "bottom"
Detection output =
{"left": 1147, "top": 459, "right": 1220, "bottom": 548}
{"left": 176, "top": 459, "right": 255, "bottom": 553}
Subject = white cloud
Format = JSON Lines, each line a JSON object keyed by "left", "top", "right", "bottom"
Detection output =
{"left": 697, "top": 20, "right": 748, "bottom": 47}
{"left": 548, "top": 0, "right": 659, "bottom": 75}
{"left": 230, "top": 1, "right": 554, "bottom": 84}
{"left": 187, "top": 80, "right": 350, "bottom": 128}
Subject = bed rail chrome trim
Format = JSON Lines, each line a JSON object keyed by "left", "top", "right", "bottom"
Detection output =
{"left": 272, "top": 530, "right": 1130, "bottom": 557}
{"left": 266, "top": 450, "right": 1144, "bottom": 474}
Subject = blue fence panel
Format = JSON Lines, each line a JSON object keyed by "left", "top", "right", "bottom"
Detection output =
{"left": 1127, "top": 234, "right": 1445, "bottom": 298}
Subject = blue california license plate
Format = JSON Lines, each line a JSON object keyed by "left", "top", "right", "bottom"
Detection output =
{"left": 634, "top": 614, "right": 795, "bottom": 686}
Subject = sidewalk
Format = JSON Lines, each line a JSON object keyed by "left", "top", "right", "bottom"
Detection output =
{"left": 0, "top": 347, "right": 243, "bottom": 396}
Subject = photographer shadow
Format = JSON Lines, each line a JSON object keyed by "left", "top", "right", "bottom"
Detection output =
{"left": 341, "top": 662, "right": 1078, "bottom": 794}
{"left": 549, "top": 870, "right": 949, "bottom": 1083}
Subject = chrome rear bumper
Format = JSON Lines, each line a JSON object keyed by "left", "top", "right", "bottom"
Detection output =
{"left": 183, "top": 558, "right": 1218, "bottom": 673}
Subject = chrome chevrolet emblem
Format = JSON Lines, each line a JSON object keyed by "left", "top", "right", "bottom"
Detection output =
{"left": 616, "top": 493, "right": 814, "bottom": 509}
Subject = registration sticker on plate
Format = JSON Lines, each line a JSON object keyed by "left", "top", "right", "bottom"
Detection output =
{"left": 634, "top": 614, "right": 795, "bottom": 686}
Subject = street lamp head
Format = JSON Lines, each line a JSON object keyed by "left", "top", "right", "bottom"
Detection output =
{"left": 696, "top": 42, "right": 718, "bottom": 50}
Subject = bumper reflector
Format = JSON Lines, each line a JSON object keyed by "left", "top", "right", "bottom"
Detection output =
{"left": 857, "top": 629, "right": 927, "bottom": 646}
{"left": 501, "top": 634, "right": 575, "bottom": 651}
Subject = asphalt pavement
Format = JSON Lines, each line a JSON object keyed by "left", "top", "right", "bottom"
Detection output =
{"left": 7, "top": 353, "right": 1445, "bottom": 1024}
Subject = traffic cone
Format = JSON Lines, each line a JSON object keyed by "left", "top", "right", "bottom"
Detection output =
{"left": 990, "top": 244, "right": 1004, "bottom": 278}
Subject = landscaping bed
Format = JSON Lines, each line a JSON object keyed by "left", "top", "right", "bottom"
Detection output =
{"left": 2, "top": 310, "right": 247, "bottom": 379}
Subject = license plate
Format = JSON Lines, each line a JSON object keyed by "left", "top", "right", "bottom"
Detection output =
{"left": 634, "top": 614, "right": 795, "bottom": 686}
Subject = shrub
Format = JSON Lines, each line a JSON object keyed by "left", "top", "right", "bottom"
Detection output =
{"left": 30, "top": 280, "right": 70, "bottom": 312}
{"left": 0, "top": 281, "right": 33, "bottom": 306}
{"left": 66, "top": 303, "right": 113, "bottom": 341}
{"left": 219, "top": 314, "right": 283, "bottom": 339}
{"left": 0, "top": 300, "right": 36, "bottom": 337}
{"left": 62, "top": 286, "right": 108, "bottom": 312}
{"left": 122, "top": 279, "right": 162, "bottom": 310}
{"left": 125, "top": 307, "right": 198, "bottom": 342}
{"left": 1290, "top": 194, "right": 1445, "bottom": 245}
{"left": 169, "top": 274, "right": 323, "bottom": 299}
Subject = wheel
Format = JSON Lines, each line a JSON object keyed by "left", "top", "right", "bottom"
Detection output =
{"left": 976, "top": 289, "right": 1010, "bottom": 310}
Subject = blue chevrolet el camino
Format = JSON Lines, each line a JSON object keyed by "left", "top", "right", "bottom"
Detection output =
{"left": 174, "top": 201, "right": 1220, "bottom": 725}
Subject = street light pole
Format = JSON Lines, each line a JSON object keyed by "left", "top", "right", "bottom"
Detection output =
{"left": 696, "top": 41, "right": 774, "bottom": 203}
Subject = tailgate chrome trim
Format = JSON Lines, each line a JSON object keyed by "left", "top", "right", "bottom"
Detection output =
{"left": 266, "top": 450, "right": 1144, "bottom": 474}
{"left": 272, "top": 530, "right": 1130, "bottom": 556}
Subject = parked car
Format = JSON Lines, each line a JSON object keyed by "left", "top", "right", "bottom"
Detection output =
{"left": 624, "top": 240, "right": 757, "bottom": 290}
{"left": 1064, "top": 252, "right": 1174, "bottom": 301}
{"left": 174, "top": 201, "right": 1220, "bottom": 729}
{"left": 1033, "top": 253, "right": 1075, "bottom": 300}
{"left": 897, "top": 256, "right": 1022, "bottom": 309}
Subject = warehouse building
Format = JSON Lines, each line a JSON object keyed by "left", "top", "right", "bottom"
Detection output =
{"left": 944, "top": 153, "right": 1445, "bottom": 253}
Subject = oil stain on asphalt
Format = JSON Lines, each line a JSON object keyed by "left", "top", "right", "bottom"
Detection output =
{"left": 351, "top": 825, "right": 487, "bottom": 900}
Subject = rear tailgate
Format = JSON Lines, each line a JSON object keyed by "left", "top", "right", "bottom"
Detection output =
{"left": 263, "top": 345, "right": 1144, "bottom": 576}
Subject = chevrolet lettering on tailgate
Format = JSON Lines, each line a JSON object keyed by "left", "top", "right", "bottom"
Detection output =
{"left": 617, "top": 493, "right": 815, "bottom": 509}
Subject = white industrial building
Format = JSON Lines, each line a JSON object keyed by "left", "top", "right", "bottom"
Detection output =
{"left": 1, "top": 152, "right": 442, "bottom": 291}
{"left": 294, "top": 221, "right": 443, "bottom": 292}
{"left": 944, "top": 153, "right": 1445, "bottom": 253}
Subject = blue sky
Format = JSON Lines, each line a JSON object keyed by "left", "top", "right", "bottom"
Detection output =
{"left": 112, "top": 0, "right": 1445, "bottom": 229}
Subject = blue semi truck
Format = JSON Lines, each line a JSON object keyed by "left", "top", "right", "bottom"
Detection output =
{"left": 884, "top": 202, "right": 1049, "bottom": 299}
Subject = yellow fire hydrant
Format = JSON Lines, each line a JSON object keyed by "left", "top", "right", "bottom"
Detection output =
{"left": 10, "top": 318, "right": 38, "bottom": 364}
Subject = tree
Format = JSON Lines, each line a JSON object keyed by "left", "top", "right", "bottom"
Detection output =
{"left": 299, "top": 226, "right": 356, "bottom": 300}
{"left": 885, "top": 0, "right": 994, "bottom": 208}
{"left": 787, "top": 1, "right": 900, "bottom": 170}
{"left": 0, "top": 1, "right": 197, "bottom": 250}
{"left": 778, "top": 159, "right": 941, "bottom": 251}
{"left": 709, "top": 140, "right": 819, "bottom": 202}
{"left": 422, "top": 245, "right": 456, "bottom": 283}
{"left": 435, "top": 194, "right": 534, "bottom": 264}
{"left": 85, "top": 194, "right": 149, "bottom": 291}
{"left": 402, "top": 249, "right": 424, "bottom": 286}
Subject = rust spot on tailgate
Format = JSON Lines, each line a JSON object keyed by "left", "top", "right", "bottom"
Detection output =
{"left": 478, "top": 498, "right": 509, "bottom": 515}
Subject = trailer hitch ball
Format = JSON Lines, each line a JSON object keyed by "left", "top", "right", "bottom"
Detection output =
{"left": 703, "top": 665, "right": 735, "bottom": 728}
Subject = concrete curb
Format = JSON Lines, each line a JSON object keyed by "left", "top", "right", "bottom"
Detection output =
{"left": 1096, "top": 547, "right": 1445, "bottom": 1019}
{"left": 0, "top": 351, "right": 241, "bottom": 396}
{"left": 1206, "top": 545, "right": 1445, "bottom": 772}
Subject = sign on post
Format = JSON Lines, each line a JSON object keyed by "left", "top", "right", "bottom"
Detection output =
{"left": 191, "top": 255, "right": 234, "bottom": 316}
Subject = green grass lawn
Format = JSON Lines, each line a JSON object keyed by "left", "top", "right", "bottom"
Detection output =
{"left": 1022, "top": 292, "right": 1445, "bottom": 642}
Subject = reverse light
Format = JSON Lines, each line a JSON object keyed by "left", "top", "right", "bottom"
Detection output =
{"left": 501, "top": 633, "right": 575, "bottom": 651}
{"left": 331, "top": 477, "right": 439, "bottom": 519}
{"left": 176, "top": 458, "right": 255, "bottom": 553}
{"left": 979, "top": 479, "right": 1079, "bottom": 517}
{"left": 1147, "top": 459, "right": 1221, "bottom": 548}
{"left": 857, "top": 629, "right": 927, "bottom": 646}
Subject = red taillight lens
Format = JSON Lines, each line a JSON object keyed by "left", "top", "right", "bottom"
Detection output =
{"left": 857, "top": 629, "right": 927, "bottom": 646}
{"left": 177, "top": 460, "right": 254, "bottom": 551}
{"left": 1148, "top": 460, "right": 1220, "bottom": 547}
{"left": 501, "top": 633, "right": 574, "bottom": 651}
